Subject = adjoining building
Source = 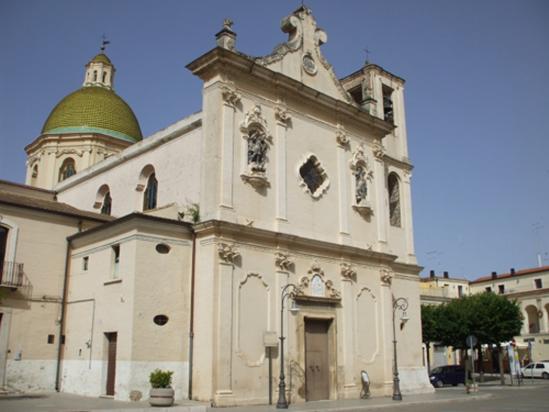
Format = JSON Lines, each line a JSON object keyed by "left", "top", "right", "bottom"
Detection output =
{"left": 1, "top": 6, "right": 433, "bottom": 405}
{"left": 419, "top": 266, "right": 549, "bottom": 372}
{"left": 470, "top": 266, "right": 549, "bottom": 363}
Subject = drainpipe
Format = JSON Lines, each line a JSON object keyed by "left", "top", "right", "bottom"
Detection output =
{"left": 55, "top": 237, "right": 72, "bottom": 391}
{"left": 188, "top": 230, "right": 197, "bottom": 400}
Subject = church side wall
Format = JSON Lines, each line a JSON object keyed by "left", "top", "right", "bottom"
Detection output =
{"left": 56, "top": 126, "right": 202, "bottom": 217}
{"left": 61, "top": 224, "right": 192, "bottom": 401}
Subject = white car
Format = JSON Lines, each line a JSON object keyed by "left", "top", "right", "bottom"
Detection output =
{"left": 521, "top": 362, "right": 549, "bottom": 379}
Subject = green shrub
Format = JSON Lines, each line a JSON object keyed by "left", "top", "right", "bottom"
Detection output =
{"left": 149, "top": 369, "right": 173, "bottom": 388}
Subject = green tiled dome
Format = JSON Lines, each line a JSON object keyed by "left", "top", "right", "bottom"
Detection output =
{"left": 42, "top": 86, "right": 142, "bottom": 143}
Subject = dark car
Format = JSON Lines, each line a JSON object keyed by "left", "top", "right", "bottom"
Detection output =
{"left": 429, "top": 365, "right": 465, "bottom": 387}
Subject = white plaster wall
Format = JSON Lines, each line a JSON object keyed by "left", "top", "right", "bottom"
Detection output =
{"left": 62, "top": 360, "right": 189, "bottom": 401}
{"left": 56, "top": 116, "right": 202, "bottom": 217}
{"left": 6, "top": 360, "right": 57, "bottom": 391}
{"left": 62, "top": 222, "right": 191, "bottom": 400}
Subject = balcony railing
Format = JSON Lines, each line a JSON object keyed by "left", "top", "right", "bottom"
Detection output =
{"left": 0, "top": 261, "right": 28, "bottom": 289}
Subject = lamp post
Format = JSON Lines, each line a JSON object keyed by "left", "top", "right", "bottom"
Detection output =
{"left": 276, "top": 283, "right": 299, "bottom": 409}
{"left": 392, "top": 295, "right": 409, "bottom": 401}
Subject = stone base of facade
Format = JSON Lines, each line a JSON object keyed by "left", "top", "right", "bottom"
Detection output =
{"left": 399, "top": 366, "right": 434, "bottom": 394}
{"left": 61, "top": 360, "right": 189, "bottom": 402}
{"left": 6, "top": 359, "right": 57, "bottom": 392}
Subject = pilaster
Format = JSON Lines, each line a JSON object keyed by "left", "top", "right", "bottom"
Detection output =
{"left": 274, "top": 105, "right": 291, "bottom": 231}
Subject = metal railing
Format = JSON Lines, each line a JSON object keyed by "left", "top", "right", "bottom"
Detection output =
{"left": 0, "top": 261, "right": 27, "bottom": 288}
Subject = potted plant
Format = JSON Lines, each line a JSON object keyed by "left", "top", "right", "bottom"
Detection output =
{"left": 149, "top": 369, "right": 174, "bottom": 406}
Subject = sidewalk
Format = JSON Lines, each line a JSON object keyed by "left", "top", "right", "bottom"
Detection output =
{"left": 0, "top": 389, "right": 492, "bottom": 412}
{"left": 206, "top": 391, "right": 492, "bottom": 412}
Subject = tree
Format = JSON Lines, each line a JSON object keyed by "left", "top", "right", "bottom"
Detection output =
{"left": 423, "top": 292, "right": 523, "bottom": 385}
{"left": 421, "top": 305, "right": 442, "bottom": 373}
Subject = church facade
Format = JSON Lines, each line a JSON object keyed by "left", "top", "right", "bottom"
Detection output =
{"left": 0, "top": 7, "right": 432, "bottom": 405}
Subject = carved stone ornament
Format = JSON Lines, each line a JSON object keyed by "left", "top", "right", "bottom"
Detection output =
{"left": 274, "top": 104, "right": 291, "bottom": 126}
{"left": 297, "top": 153, "right": 330, "bottom": 199}
{"left": 220, "top": 84, "right": 241, "bottom": 108}
{"left": 340, "top": 263, "right": 357, "bottom": 282}
{"left": 218, "top": 242, "right": 240, "bottom": 264}
{"left": 275, "top": 252, "right": 293, "bottom": 271}
{"left": 240, "top": 105, "right": 269, "bottom": 133}
{"left": 372, "top": 141, "right": 385, "bottom": 161}
{"left": 350, "top": 145, "right": 374, "bottom": 218}
{"left": 335, "top": 124, "right": 349, "bottom": 147}
{"left": 302, "top": 52, "right": 317, "bottom": 76}
{"left": 55, "top": 149, "right": 84, "bottom": 158}
{"left": 280, "top": 14, "right": 302, "bottom": 51}
{"left": 240, "top": 105, "right": 272, "bottom": 188}
{"left": 295, "top": 261, "right": 341, "bottom": 299}
{"left": 380, "top": 268, "right": 393, "bottom": 286}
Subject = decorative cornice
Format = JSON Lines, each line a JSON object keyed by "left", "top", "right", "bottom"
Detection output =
{"left": 186, "top": 48, "right": 394, "bottom": 139}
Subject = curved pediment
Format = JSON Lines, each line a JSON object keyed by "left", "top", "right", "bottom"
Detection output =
{"left": 254, "top": 7, "right": 354, "bottom": 104}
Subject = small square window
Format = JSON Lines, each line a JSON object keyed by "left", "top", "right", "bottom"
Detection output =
{"left": 47, "top": 334, "right": 55, "bottom": 344}
{"left": 498, "top": 284, "right": 505, "bottom": 294}
{"left": 534, "top": 278, "right": 542, "bottom": 289}
{"left": 112, "top": 245, "right": 120, "bottom": 278}
{"left": 82, "top": 256, "right": 89, "bottom": 271}
{"left": 485, "top": 287, "right": 492, "bottom": 292}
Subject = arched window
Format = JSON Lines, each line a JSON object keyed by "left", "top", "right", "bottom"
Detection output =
{"left": 59, "top": 158, "right": 76, "bottom": 182}
{"left": 101, "top": 191, "right": 112, "bottom": 215}
{"left": 143, "top": 173, "right": 158, "bottom": 211}
{"left": 102, "top": 72, "right": 107, "bottom": 83}
{"left": 525, "top": 305, "right": 540, "bottom": 334}
{"left": 30, "top": 164, "right": 39, "bottom": 186}
{"left": 388, "top": 172, "right": 401, "bottom": 227}
{"left": 93, "top": 70, "right": 98, "bottom": 81}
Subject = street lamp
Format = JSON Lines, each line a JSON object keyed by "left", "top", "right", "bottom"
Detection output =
{"left": 276, "top": 283, "right": 299, "bottom": 409}
{"left": 392, "top": 295, "right": 409, "bottom": 401}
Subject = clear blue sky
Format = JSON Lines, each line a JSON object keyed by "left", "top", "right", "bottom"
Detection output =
{"left": 1, "top": 0, "right": 548, "bottom": 279}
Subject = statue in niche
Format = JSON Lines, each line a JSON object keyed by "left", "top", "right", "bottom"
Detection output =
{"left": 247, "top": 129, "right": 269, "bottom": 172}
{"left": 354, "top": 164, "right": 368, "bottom": 204}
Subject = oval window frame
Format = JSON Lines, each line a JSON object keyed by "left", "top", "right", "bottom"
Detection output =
{"left": 155, "top": 243, "right": 171, "bottom": 254}
{"left": 153, "top": 314, "right": 169, "bottom": 326}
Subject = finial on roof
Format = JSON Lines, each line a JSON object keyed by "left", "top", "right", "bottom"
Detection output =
{"left": 100, "top": 34, "right": 110, "bottom": 53}
{"left": 223, "top": 18, "right": 234, "bottom": 31}
{"left": 216, "top": 18, "right": 236, "bottom": 51}
{"left": 364, "top": 47, "right": 372, "bottom": 65}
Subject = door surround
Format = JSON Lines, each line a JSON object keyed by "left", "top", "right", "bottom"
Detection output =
{"left": 292, "top": 305, "right": 337, "bottom": 402}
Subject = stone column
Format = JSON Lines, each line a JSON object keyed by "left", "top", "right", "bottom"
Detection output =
{"left": 219, "top": 85, "right": 241, "bottom": 211}
{"left": 274, "top": 106, "right": 291, "bottom": 231}
{"left": 373, "top": 142, "right": 387, "bottom": 252}
{"left": 340, "top": 263, "right": 356, "bottom": 396}
{"left": 336, "top": 126, "right": 350, "bottom": 243}
{"left": 379, "top": 269, "right": 394, "bottom": 395}
{"left": 214, "top": 243, "right": 239, "bottom": 406}
{"left": 401, "top": 172, "right": 417, "bottom": 264}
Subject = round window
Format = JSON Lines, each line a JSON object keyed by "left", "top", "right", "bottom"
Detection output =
{"left": 155, "top": 243, "right": 171, "bottom": 254}
{"left": 153, "top": 315, "right": 169, "bottom": 326}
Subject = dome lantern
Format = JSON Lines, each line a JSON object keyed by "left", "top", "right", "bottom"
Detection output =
{"left": 83, "top": 38, "right": 115, "bottom": 89}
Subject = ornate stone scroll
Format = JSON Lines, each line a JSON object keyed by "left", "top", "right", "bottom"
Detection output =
{"left": 218, "top": 242, "right": 240, "bottom": 264}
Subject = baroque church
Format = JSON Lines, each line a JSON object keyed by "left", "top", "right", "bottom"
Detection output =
{"left": 0, "top": 6, "right": 432, "bottom": 405}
